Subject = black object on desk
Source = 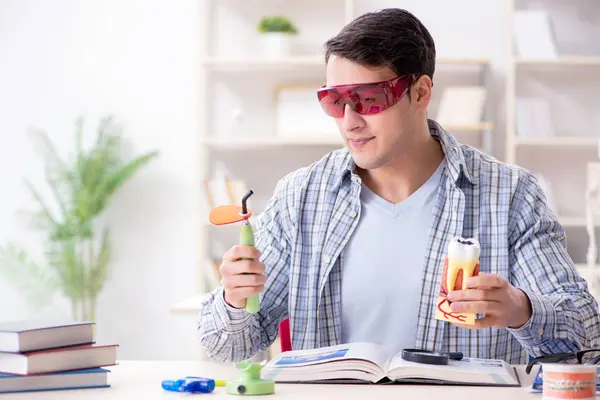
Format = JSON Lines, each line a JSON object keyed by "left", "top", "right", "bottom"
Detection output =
{"left": 401, "top": 349, "right": 464, "bottom": 366}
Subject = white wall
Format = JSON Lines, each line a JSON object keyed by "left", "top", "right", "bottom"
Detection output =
{"left": 0, "top": 0, "right": 202, "bottom": 360}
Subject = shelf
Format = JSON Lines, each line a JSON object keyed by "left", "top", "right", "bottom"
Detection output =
{"left": 436, "top": 57, "right": 490, "bottom": 65}
{"left": 576, "top": 264, "right": 600, "bottom": 270}
{"left": 575, "top": 265, "right": 600, "bottom": 282}
{"left": 171, "top": 293, "right": 208, "bottom": 314}
{"left": 444, "top": 122, "right": 494, "bottom": 132}
{"left": 203, "top": 125, "right": 491, "bottom": 149}
{"left": 202, "top": 56, "right": 490, "bottom": 71}
{"left": 202, "top": 56, "right": 325, "bottom": 71}
{"left": 559, "top": 216, "right": 600, "bottom": 228}
{"left": 203, "top": 135, "right": 344, "bottom": 149}
{"left": 515, "top": 136, "right": 599, "bottom": 147}
{"left": 560, "top": 216, "right": 586, "bottom": 227}
{"left": 517, "top": 56, "right": 600, "bottom": 67}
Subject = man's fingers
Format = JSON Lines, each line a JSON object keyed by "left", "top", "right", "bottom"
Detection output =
{"left": 450, "top": 300, "right": 501, "bottom": 314}
{"left": 465, "top": 273, "right": 507, "bottom": 290}
{"left": 452, "top": 315, "right": 500, "bottom": 330}
{"left": 228, "top": 285, "right": 265, "bottom": 300}
{"left": 220, "top": 259, "right": 265, "bottom": 277}
{"left": 224, "top": 245, "right": 261, "bottom": 261}
{"left": 224, "top": 273, "right": 267, "bottom": 289}
{"left": 235, "top": 260, "right": 265, "bottom": 275}
{"left": 447, "top": 288, "right": 502, "bottom": 302}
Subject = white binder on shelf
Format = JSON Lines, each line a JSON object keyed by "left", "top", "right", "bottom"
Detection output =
{"left": 275, "top": 84, "right": 339, "bottom": 137}
{"left": 513, "top": 10, "right": 558, "bottom": 60}
{"left": 515, "top": 97, "right": 554, "bottom": 138}
{"left": 435, "top": 86, "right": 487, "bottom": 126}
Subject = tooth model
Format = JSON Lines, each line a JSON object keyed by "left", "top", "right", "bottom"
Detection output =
{"left": 447, "top": 237, "right": 480, "bottom": 293}
{"left": 435, "top": 236, "right": 481, "bottom": 325}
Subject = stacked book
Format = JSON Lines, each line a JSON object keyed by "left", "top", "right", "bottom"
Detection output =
{"left": 0, "top": 320, "right": 118, "bottom": 394}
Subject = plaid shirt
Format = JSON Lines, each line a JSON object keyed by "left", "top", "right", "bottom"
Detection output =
{"left": 198, "top": 119, "right": 600, "bottom": 364}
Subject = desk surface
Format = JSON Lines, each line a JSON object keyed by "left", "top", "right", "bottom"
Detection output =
{"left": 13, "top": 360, "right": 541, "bottom": 399}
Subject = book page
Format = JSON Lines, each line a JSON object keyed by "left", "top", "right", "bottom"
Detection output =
{"left": 266, "top": 342, "right": 390, "bottom": 369}
{"left": 261, "top": 342, "right": 391, "bottom": 383}
{"left": 386, "top": 355, "right": 518, "bottom": 386}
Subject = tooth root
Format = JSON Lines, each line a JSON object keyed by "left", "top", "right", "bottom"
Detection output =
{"left": 447, "top": 258, "right": 479, "bottom": 292}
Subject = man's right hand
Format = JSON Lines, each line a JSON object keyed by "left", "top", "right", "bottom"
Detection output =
{"left": 219, "top": 245, "right": 267, "bottom": 309}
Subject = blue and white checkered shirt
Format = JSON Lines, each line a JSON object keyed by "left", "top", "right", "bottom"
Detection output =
{"left": 198, "top": 119, "right": 600, "bottom": 364}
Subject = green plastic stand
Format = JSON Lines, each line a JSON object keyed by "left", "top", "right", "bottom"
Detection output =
{"left": 225, "top": 360, "right": 275, "bottom": 395}
{"left": 240, "top": 221, "right": 260, "bottom": 313}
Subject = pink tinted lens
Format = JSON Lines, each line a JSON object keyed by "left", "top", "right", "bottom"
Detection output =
{"left": 317, "top": 88, "right": 345, "bottom": 118}
{"left": 317, "top": 85, "right": 391, "bottom": 117}
{"left": 317, "top": 75, "right": 414, "bottom": 117}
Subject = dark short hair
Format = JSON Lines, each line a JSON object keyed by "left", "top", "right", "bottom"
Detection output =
{"left": 324, "top": 8, "right": 436, "bottom": 81}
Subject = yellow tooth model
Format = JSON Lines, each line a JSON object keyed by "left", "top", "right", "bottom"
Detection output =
{"left": 435, "top": 237, "right": 480, "bottom": 325}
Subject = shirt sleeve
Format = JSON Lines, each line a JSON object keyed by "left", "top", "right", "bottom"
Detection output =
{"left": 197, "top": 176, "right": 293, "bottom": 362}
{"left": 506, "top": 171, "right": 600, "bottom": 357}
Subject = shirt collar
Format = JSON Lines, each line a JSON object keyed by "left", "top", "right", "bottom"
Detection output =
{"left": 333, "top": 119, "right": 475, "bottom": 188}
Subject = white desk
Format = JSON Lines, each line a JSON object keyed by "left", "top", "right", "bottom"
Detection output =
{"left": 13, "top": 360, "right": 542, "bottom": 399}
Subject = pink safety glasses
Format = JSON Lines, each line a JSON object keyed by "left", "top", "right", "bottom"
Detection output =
{"left": 316, "top": 74, "right": 417, "bottom": 118}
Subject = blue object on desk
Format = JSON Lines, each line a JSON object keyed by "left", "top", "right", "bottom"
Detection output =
{"left": 162, "top": 376, "right": 215, "bottom": 393}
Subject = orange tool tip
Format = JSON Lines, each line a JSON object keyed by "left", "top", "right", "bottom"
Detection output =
{"left": 208, "top": 205, "right": 252, "bottom": 225}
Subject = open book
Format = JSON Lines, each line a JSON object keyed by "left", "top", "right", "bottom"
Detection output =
{"left": 261, "top": 342, "right": 520, "bottom": 387}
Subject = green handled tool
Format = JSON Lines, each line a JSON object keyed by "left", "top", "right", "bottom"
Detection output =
{"left": 225, "top": 360, "right": 275, "bottom": 396}
{"left": 209, "top": 190, "right": 260, "bottom": 313}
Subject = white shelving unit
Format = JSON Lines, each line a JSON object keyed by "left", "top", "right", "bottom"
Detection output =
{"left": 176, "top": 0, "right": 600, "bottom": 360}
{"left": 195, "top": 0, "right": 498, "bottom": 282}
{"left": 175, "top": 1, "right": 502, "bottom": 359}
{"left": 505, "top": 0, "right": 600, "bottom": 280}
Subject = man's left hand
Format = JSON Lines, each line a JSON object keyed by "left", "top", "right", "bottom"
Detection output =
{"left": 446, "top": 273, "right": 532, "bottom": 329}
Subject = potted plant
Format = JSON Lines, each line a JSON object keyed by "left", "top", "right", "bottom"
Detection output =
{"left": 257, "top": 16, "right": 298, "bottom": 59}
{"left": 0, "top": 116, "right": 158, "bottom": 322}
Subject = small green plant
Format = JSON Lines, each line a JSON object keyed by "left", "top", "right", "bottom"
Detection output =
{"left": 257, "top": 16, "right": 298, "bottom": 34}
{"left": 0, "top": 116, "right": 158, "bottom": 321}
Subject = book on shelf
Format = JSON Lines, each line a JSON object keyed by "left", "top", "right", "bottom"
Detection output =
{"left": 0, "top": 343, "right": 118, "bottom": 375}
{"left": 261, "top": 342, "right": 520, "bottom": 387}
{"left": 0, "top": 368, "right": 110, "bottom": 394}
{"left": 435, "top": 86, "right": 487, "bottom": 127}
{"left": 0, "top": 319, "right": 117, "bottom": 394}
{"left": 0, "top": 320, "right": 94, "bottom": 353}
{"left": 515, "top": 97, "right": 554, "bottom": 139}
{"left": 513, "top": 10, "right": 557, "bottom": 60}
{"left": 202, "top": 161, "right": 250, "bottom": 211}
{"left": 275, "top": 84, "right": 338, "bottom": 138}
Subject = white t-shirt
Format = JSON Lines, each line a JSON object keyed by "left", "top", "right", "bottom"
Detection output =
{"left": 340, "top": 159, "right": 445, "bottom": 356}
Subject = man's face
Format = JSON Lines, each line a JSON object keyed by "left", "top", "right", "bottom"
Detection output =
{"left": 324, "top": 55, "right": 430, "bottom": 171}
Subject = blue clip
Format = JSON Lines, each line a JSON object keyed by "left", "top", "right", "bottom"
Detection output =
{"left": 162, "top": 376, "right": 215, "bottom": 393}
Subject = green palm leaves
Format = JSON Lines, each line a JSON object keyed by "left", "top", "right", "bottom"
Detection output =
{"left": 0, "top": 116, "right": 158, "bottom": 321}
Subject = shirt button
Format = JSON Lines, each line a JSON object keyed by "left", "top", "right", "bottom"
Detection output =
{"left": 324, "top": 255, "right": 331, "bottom": 264}
{"left": 349, "top": 210, "right": 357, "bottom": 218}
{"left": 538, "top": 329, "right": 544, "bottom": 337}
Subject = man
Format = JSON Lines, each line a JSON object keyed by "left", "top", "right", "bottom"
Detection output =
{"left": 198, "top": 8, "right": 600, "bottom": 364}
